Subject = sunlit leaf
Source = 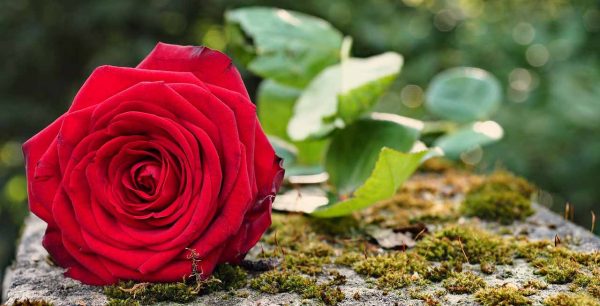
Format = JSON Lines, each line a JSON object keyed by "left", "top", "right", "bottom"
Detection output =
{"left": 288, "top": 52, "right": 403, "bottom": 141}
{"left": 225, "top": 7, "right": 343, "bottom": 88}
{"left": 325, "top": 113, "right": 422, "bottom": 195}
{"left": 425, "top": 67, "right": 501, "bottom": 122}
{"left": 311, "top": 148, "right": 430, "bottom": 218}
{"left": 434, "top": 121, "right": 504, "bottom": 158}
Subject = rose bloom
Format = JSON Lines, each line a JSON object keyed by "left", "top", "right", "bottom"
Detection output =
{"left": 23, "top": 43, "right": 284, "bottom": 285}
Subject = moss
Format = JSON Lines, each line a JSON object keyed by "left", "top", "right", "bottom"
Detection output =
{"left": 212, "top": 264, "right": 248, "bottom": 290}
{"left": 460, "top": 170, "right": 535, "bottom": 224}
{"left": 308, "top": 216, "right": 361, "bottom": 236}
{"left": 249, "top": 270, "right": 312, "bottom": 294}
{"left": 408, "top": 289, "right": 441, "bottom": 306}
{"left": 303, "top": 284, "right": 345, "bottom": 305}
{"left": 537, "top": 257, "right": 580, "bottom": 284}
{"left": 376, "top": 271, "right": 414, "bottom": 290}
{"left": 283, "top": 252, "right": 330, "bottom": 275}
{"left": 353, "top": 252, "right": 428, "bottom": 278}
{"left": 543, "top": 292, "right": 600, "bottom": 306}
{"left": 334, "top": 252, "right": 363, "bottom": 266}
{"left": 249, "top": 270, "right": 345, "bottom": 305}
{"left": 478, "top": 170, "right": 536, "bottom": 198}
{"left": 103, "top": 264, "right": 246, "bottom": 304}
{"left": 462, "top": 190, "right": 533, "bottom": 224}
{"left": 106, "top": 299, "right": 140, "bottom": 306}
{"left": 10, "top": 300, "right": 54, "bottom": 306}
{"left": 474, "top": 286, "right": 532, "bottom": 306}
{"left": 524, "top": 279, "right": 548, "bottom": 290}
{"left": 104, "top": 282, "right": 197, "bottom": 304}
{"left": 480, "top": 261, "right": 496, "bottom": 274}
{"left": 442, "top": 271, "right": 486, "bottom": 294}
{"left": 416, "top": 225, "right": 513, "bottom": 265}
{"left": 424, "top": 262, "right": 453, "bottom": 282}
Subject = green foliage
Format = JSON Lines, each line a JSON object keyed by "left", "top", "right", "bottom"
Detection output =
{"left": 287, "top": 52, "right": 403, "bottom": 141}
{"left": 258, "top": 81, "right": 327, "bottom": 167}
{"left": 434, "top": 121, "right": 503, "bottom": 159}
{"left": 225, "top": 7, "right": 343, "bottom": 88}
{"left": 325, "top": 114, "right": 421, "bottom": 195}
{"left": 311, "top": 149, "right": 429, "bottom": 218}
{"left": 425, "top": 67, "right": 501, "bottom": 122}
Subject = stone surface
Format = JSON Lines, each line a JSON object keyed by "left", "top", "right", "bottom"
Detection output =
{"left": 3, "top": 203, "right": 599, "bottom": 306}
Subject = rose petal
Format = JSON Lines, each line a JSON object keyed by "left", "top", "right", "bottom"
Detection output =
{"left": 137, "top": 42, "right": 249, "bottom": 99}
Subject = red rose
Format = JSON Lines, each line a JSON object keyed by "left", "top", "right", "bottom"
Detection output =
{"left": 23, "top": 43, "right": 284, "bottom": 285}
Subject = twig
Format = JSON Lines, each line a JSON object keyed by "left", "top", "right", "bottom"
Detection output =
{"left": 119, "top": 282, "right": 150, "bottom": 298}
{"left": 554, "top": 234, "right": 561, "bottom": 247}
{"left": 592, "top": 211, "right": 596, "bottom": 233}
{"left": 458, "top": 237, "right": 470, "bottom": 264}
{"left": 415, "top": 228, "right": 427, "bottom": 241}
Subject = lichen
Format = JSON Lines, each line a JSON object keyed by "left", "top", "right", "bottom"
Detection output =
{"left": 474, "top": 286, "right": 532, "bottom": 306}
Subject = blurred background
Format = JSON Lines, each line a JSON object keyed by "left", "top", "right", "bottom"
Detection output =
{"left": 0, "top": 0, "right": 598, "bottom": 292}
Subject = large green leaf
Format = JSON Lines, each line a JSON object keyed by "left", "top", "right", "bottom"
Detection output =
{"left": 425, "top": 67, "right": 501, "bottom": 122}
{"left": 325, "top": 113, "right": 422, "bottom": 195}
{"left": 434, "top": 121, "right": 504, "bottom": 158}
{"left": 287, "top": 52, "right": 403, "bottom": 141}
{"left": 311, "top": 148, "right": 429, "bottom": 218}
{"left": 257, "top": 79, "right": 327, "bottom": 166}
{"left": 225, "top": 7, "right": 343, "bottom": 88}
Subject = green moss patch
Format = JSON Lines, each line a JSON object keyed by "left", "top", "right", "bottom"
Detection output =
{"left": 474, "top": 286, "right": 532, "bottom": 306}
{"left": 543, "top": 292, "right": 600, "bottom": 306}
{"left": 461, "top": 171, "right": 535, "bottom": 224}
{"left": 442, "top": 271, "right": 486, "bottom": 294}
{"left": 416, "top": 225, "right": 513, "bottom": 265}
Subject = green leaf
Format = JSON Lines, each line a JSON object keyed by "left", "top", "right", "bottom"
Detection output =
{"left": 257, "top": 79, "right": 327, "bottom": 167}
{"left": 311, "top": 148, "right": 430, "bottom": 218}
{"left": 288, "top": 52, "right": 403, "bottom": 141}
{"left": 434, "top": 121, "right": 504, "bottom": 158}
{"left": 257, "top": 79, "right": 301, "bottom": 139}
{"left": 425, "top": 67, "right": 502, "bottom": 122}
{"left": 225, "top": 7, "right": 343, "bottom": 88}
{"left": 325, "top": 113, "right": 423, "bottom": 195}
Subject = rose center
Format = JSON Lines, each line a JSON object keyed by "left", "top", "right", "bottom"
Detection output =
{"left": 132, "top": 162, "right": 161, "bottom": 194}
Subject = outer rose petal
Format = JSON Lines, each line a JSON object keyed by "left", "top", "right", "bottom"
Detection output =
{"left": 137, "top": 42, "right": 250, "bottom": 99}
